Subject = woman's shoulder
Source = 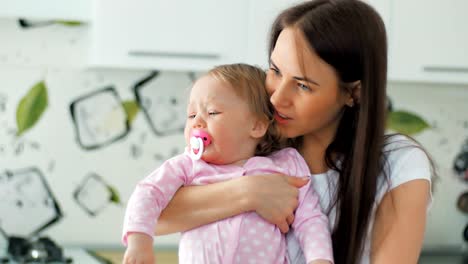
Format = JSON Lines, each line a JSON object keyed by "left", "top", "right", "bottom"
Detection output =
{"left": 382, "top": 134, "right": 428, "bottom": 165}
{"left": 380, "top": 134, "right": 433, "bottom": 191}
{"left": 383, "top": 134, "right": 419, "bottom": 151}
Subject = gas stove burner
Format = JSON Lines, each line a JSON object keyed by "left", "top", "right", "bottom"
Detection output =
{"left": 5, "top": 236, "right": 72, "bottom": 263}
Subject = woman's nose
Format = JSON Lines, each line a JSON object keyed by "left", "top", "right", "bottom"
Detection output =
{"left": 269, "top": 80, "right": 291, "bottom": 108}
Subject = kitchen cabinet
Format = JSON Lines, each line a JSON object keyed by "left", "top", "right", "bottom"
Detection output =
{"left": 245, "top": 0, "right": 300, "bottom": 69}
{"left": 89, "top": 0, "right": 248, "bottom": 71}
{"left": 0, "top": 0, "right": 91, "bottom": 21}
{"left": 246, "top": 0, "right": 392, "bottom": 70}
{"left": 390, "top": 0, "right": 468, "bottom": 84}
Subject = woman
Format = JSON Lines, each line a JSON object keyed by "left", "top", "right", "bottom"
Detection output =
{"left": 155, "top": 1, "right": 433, "bottom": 263}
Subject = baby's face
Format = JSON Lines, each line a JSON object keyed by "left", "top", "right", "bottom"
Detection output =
{"left": 184, "top": 75, "right": 260, "bottom": 165}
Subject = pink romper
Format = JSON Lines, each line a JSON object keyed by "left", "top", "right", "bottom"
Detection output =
{"left": 122, "top": 147, "right": 333, "bottom": 263}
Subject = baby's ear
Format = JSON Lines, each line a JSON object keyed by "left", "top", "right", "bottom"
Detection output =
{"left": 250, "top": 118, "right": 269, "bottom": 139}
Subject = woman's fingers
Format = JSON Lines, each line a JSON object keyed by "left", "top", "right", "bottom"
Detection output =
{"left": 246, "top": 174, "right": 307, "bottom": 232}
{"left": 286, "top": 213, "right": 295, "bottom": 225}
{"left": 278, "top": 220, "right": 290, "bottom": 233}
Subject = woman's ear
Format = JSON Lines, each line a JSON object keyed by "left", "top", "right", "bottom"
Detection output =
{"left": 250, "top": 119, "right": 269, "bottom": 139}
{"left": 352, "top": 80, "right": 361, "bottom": 103}
{"left": 346, "top": 80, "right": 361, "bottom": 107}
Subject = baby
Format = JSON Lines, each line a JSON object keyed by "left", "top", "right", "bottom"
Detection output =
{"left": 122, "top": 63, "right": 333, "bottom": 264}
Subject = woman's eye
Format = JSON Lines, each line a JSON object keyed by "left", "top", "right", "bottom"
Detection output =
{"left": 208, "top": 112, "right": 219, "bottom": 116}
{"left": 298, "top": 83, "right": 311, "bottom": 91}
{"left": 188, "top": 114, "right": 196, "bottom": 119}
{"left": 269, "top": 67, "right": 280, "bottom": 75}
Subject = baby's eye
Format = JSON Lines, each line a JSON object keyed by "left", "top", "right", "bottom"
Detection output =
{"left": 188, "top": 114, "right": 196, "bottom": 119}
{"left": 208, "top": 111, "right": 220, "bottom": 116}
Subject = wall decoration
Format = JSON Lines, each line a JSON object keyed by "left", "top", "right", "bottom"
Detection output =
{"left": 122, "top": 100, "right": 140, "bottom": 125}
{"left": 0, "top": 168, "right": 62, "bottom": 238}
{"left": 386, "top": 96, "right": 430, "bottom": 135}
{"left": 457, "top": 191, "right": 468, "bottom": 214}
{"left": 18, "top": 19, "right": 83, "bottom": 29}
{"left": 73, "top": 173, "right": 121, "bottom": 217}
{"left": 153, "top": 147, "right": 181, "bottom": 162}
{"left": 0, "top": 93, "right": 6, "bottom": 113}
{"left": 69, "top": 87, "right": 130, "bottom": 150}
{"left": 134, "top": 71, "right": 193, "bottom": 136}
{"left": 16, "top": 80, "right": 48, "bottom": 136}
{"left": 453, "top": 138, "right": 468, "bottom": 182}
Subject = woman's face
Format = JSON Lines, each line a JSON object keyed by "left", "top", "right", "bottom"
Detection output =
{"left": 266, "top": 27, "right": 350, "bottom": 142}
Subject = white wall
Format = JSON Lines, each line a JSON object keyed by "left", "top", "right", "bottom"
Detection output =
{"left": 0, "top": 17, "right": 466, "bottom": 251}
{"left": 0, "top": 19, "right": 184, "bottom": 248}
{"left": 387, "top": 82, "right": 468, "bottom": 250}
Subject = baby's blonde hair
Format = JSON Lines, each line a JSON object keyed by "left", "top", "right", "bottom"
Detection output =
{"left": 206, "top": 63, "right": 281, "bottom": 156}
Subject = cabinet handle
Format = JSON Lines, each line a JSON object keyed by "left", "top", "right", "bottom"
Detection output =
{"left": 128, "top": 50, "right": 219, "bottom": 60}
{"left": 423, "top": 66, "right": 468, "bottom": 73}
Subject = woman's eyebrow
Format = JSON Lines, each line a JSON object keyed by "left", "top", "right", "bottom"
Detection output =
{"left": 293, "top": 76, "right": 320, "bottom": 86}
{"left": 270, "top": 58, "right": 320, "bottom": 86}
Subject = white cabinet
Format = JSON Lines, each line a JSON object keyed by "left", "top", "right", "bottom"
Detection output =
{"left": 390, "top": 0, "right": 468, "bottom": 84}
{"left": 0, "top": 0, "right": 91, "bottom": 21}
{"left": 246, "top": 0, "right": 301, "bottom": 69}
{"left": 246, "top": 0, "right": 392, "bottom": 70}
{"left": 364, "top": 0, "right": 392, "bottom": 34}
{"left": 89, "top": 0, "right": 249, "bottom": 71}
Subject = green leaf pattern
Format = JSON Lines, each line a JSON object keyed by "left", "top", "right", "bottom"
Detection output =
{"left": 16, "top": 81, "right": 49, "bottom": 136}
{"left": 107, "top": 185, "right": 121, "bottom": 204}
{"left": 387, "top": 110, "right": 430, "bottom": 135}
{"left": 54, "top": 20, "right": 83, "bottom": 26}
{"left": 122, "top": 100, "right": 140, "bottom": 124}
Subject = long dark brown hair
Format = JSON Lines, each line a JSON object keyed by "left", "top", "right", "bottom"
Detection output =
{"left": 269, "top": 1, "right": 395, "bottom": 263}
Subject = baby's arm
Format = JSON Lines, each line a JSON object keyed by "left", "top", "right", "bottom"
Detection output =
{"left": 288, "top": 150, "right": 334, "bottom": 264}
{"left": 293, "top": 182, "right": 333, "bottom": 264}
{"left": 122, "top": 156, "right": 190, "bottom": 262}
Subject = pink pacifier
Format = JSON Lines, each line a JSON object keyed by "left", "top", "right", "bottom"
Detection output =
{"left": 189, "top": 129, "right": 212, "bottom": 160}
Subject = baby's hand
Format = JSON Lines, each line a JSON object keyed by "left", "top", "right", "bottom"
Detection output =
{"left": 123, "top": 233, "right": 155, "bottom": 264}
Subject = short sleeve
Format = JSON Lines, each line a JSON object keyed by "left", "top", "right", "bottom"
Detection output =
{"left": 379, "top": 137, "right": 433, "bottom": 209}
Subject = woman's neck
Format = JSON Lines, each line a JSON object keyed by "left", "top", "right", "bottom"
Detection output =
{"left": 300, "top": 133, "right": 334, "bottom": 174}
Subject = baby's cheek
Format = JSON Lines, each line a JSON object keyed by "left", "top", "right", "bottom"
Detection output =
{"left": 202, "top": 150, "right": 224, "bottom": 165}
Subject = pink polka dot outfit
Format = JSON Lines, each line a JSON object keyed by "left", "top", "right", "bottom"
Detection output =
{"left": 122, "top": 148, "right": 333, "bottom": 263}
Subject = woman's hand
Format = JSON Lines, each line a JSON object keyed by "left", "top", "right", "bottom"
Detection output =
{"left": 155, "top": 174, "right": 309, "bottom": 235}
{"left": 242, "top": 174, "right": 310, "bottom": 233}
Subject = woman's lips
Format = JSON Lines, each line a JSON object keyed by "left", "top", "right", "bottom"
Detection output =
{"left": 274, "top": 111, "right": 291, "bottom": 124}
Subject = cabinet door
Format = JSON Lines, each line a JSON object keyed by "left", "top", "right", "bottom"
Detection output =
{"left": 89, "top": 0, "right": 248, "bottom": 71}
{"left": 246, "top": 0, "right": 300, "bottom": 69}
{"left": 391, "top": 0, "right": 468, "bottom": 83}
{"left": 364, "top": 0, "right": 392, "bottom": 33}
{"left": 246, "top": 0, "right": 392, "bottom": 70}
{"left": 0, "top": 0, "right": 91, "bottom": 21}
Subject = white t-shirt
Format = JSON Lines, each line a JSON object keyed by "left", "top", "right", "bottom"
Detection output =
{"left": 286, "top": 135, "right": 433, "bottom": 264}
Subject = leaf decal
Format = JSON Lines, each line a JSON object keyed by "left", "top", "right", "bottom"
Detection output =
{"left": 122, "top": 100, "right": 140, "bottom": 124}
{"left": 107, "top": 185, "right": 121, "bottom": 204}
{"left": 54, "top": 20, "right": 83, "bottom": 26}
{"left": 387, "top": 110, "right": 430, "bottom": 135}
{"left": 16, "top": 81, "right": 48, "bottom": 136}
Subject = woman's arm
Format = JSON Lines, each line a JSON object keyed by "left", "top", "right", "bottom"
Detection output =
{"left": 371, "top": 179, "right": 431, "bottom": 263}
{"left": 155, "top": 175, "right": 309, "bottom": 235}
